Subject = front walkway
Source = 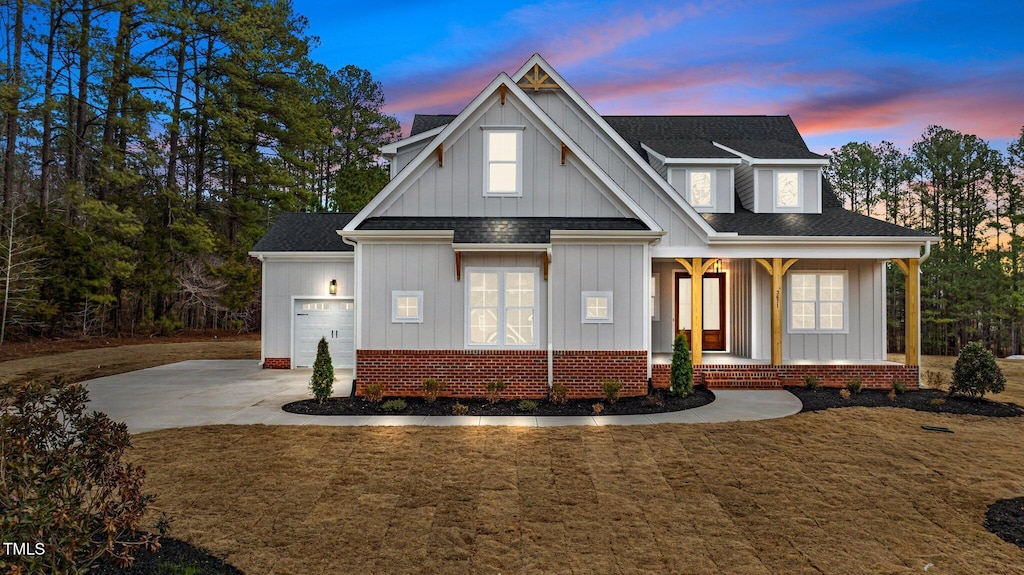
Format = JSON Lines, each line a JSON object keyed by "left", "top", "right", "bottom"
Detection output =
{"left": 84, "top": 360, "right": 801, "bottom": 433}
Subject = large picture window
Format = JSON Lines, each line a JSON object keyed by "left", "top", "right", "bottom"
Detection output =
{"left": 467, "top": 269, "right": 537, "bottom": 346}
{"left": 789, "top": 272, "right": 846, "bottom": 332}
{"left": 484, "top": 129, "right": 522, "bottom": 196}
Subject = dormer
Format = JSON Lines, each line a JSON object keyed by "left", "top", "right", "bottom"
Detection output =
{"left": 641, "top": 141, "right": 741, "bottom": 214}
{"left": 713, "top": 140, "right": 829, "bottom": 214}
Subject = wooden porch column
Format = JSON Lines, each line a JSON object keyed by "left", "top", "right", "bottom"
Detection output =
{"left": 756, "top": 258, "right": 798, "bottom": 366}
{"left": 676, "top": 258, "right": 719, "bottom": 365}
{"left": 893, "top": 258, "right": 920, "bottom": 367}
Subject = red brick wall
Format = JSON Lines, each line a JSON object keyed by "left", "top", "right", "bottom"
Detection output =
{"left": 652, "top": 362, "right": 918, "bottom": 390}
{"left": 355, "top": 349, "right": 648, "bottom": 400}
{"left": 263, "top": 357, "right": 291, "bottom": 369}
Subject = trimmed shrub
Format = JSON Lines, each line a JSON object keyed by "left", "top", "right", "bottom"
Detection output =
{"left": 363, "top": 383, "right": 385, "bottom": 404}
{"left": 670, "top": 332, "right": 693, "bottom": 397}
{"left": 451, "top": 402, "right": 469, "bottom": 416}
{"left": 549, "top": 382, "right": 569, "bottom": 405}
{"left": 309, "top": 337, "right": 334, "bottom": 404}
{"left": 516, "top": 400, "right": 539, "bottom": 413}
{"left": 839, "top": 388, "right": 851, "bottom": 400}
{"left": 600, "top": 378, "right": 624, "bottom": 404}
{"left": 950, "top": 341, "right": 1006, "bottom": 398}
{"left": 0, "top": 380, "right": 158, "bottom": 574}
{"left": 803, "top": 374, "right": 821, "bottom": 389}
{"left": 892, "top": 380, "right": 908, "bottom": 394}
{"left": 845, "top": 379, "right": 863, "bottom": 394}
{"left": 485, "top": 380, "right": 507, "bottom": 404}
{"left": 421, "top": 378, "right": 445, "bottom": 403}
{"left": 381, "top": 399, "right": 407, "bottom": 413}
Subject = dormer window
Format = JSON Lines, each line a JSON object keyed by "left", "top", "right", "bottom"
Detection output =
{"left": 688, "top": 171, "right": 713, "bottom": 207}
{"left": 775, "top": 171, "right": 801, "bottom": 209}
{"left": 483, "top": 128, "right": 523, "bottom": 196}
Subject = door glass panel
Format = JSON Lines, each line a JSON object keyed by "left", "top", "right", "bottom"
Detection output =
{"left": 677, "top": 277, "right": 691, "bottom": 330}
{"left": 703, "top": 277, "right": 721, "bottom": 330}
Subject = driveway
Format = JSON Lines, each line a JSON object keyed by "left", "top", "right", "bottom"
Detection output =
{"left": 85, "top": 360, "right": 351, "bottom": 433}
{"left": 85, "top": 360, "right": 801, "bottom": 433}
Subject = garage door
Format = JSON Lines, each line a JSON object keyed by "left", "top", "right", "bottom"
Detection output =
{"left": 294, "top": 299, "right": 355, "bottom": 369}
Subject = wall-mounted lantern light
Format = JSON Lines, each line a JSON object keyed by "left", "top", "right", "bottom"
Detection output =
{"left": 329, "top": 279, "right": 337, "bottom": 295}
{"left": 713, "top": 259, "right": 722, "bottom": 274}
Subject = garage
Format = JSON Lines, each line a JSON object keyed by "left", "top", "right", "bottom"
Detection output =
{"left": 293, "top": 299, "right": 355, "bottom": 369}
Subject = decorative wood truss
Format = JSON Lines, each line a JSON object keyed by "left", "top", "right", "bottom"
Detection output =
{"left": 517, "top": 64, "right": 560, "bottom": 92}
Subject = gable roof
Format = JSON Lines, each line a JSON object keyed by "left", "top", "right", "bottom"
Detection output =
{"left": 359, "top": 217, "right": 649, "bottom": 243}
{"left": 250, "top": 212, "right": 356, "bottom": 253}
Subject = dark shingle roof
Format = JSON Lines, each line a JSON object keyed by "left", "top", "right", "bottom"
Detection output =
{"left": 715, "top": 139, "right": 824, "bottom": 160}
{"left": 410, "top": 114, "right": 457, "bottom": 135}
{"left": 251, "top": 213, "right": 356, "bottom": 252}
{"left": 358, "top": 217, "right": 649, "bottom": 243}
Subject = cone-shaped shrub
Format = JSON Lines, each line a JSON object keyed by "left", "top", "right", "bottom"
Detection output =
{"left": 671, "top": 332, "right": 693, "bottom": 397}
{"left": 310, "top": 337, "right": 334, "bottom": 404}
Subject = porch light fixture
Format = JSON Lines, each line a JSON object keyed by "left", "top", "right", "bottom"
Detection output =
{"left": 713, "top": 259, "right": 722, "bottom": 273}
{"left": 329, "top": 279, "right": 337, "bottom": 295}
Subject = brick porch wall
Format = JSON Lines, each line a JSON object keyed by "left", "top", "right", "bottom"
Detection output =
{"left": 652, "top": 363, "right": 919, "bottom": 390}
{"left": 263, "top": 357, "right": 291, "bottom": 369}
{"left": 355, "top": 349, "right": 648, "bottom": 400}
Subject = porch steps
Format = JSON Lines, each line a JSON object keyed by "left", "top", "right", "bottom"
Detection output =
{"left": 701, "top": 370, "right": 782, "bottom": 390}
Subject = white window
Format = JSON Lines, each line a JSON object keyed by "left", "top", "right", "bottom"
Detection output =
{"left": 391, "top": 291, "right": 423, "bottom": 323}
{"left": 581, "top": 291, "right": 613, "bottom": 323}
{"left": 650, "top": 273, "right": 660, "bottom": 320}
{"left": 484, "top": 129, "right": 522, "bottom": 196}
{"left": 467, "top": 269, "right": 536, "bottom": 346}
{"left": 775, "top": 171, "right": 801, "bottom": 209}
{"left": 789, "top": 272, "right": 846, "bottom": 332}
{"left": 688, "top": 170, "right": 713, "bottom": 207}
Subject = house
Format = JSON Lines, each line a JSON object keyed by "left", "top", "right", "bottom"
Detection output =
{"left": 249, "top": 54, "right": 936, "bottom": 399}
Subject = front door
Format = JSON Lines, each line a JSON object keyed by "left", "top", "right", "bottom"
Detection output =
{"left": 675, "top": 272, "right": 726, "bottom": 351}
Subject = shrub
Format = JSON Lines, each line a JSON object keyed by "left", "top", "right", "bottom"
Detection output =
{"left": 592, "top": 403, "right": 604, "bottom": 415}
{"left": 363, "top": 383, "right": 385, "bottom": 404}
{"left": 485, "top": 380, "right": 507, "bottom": 404}
{"left": 888, "top": 388, "right": 897, "bottom": 401}
{"left": 421, "top": 378, "right": 445, "bottom": 403}
{"left": 950, "top": 341, "right": 1006, "bottom": 398}
{"left": 670, "top": 332, "right": 693, "bottom": 397}
{"left": 0, "top": 380, "right": 158, "bottom": 574}
{"left": 549, "top": 382, "right": 569, "bottom": 405}
{"left": 845, "top": 379, "right": 863, "bottom": 394}
{"left": 516, "top": 400, "right": 539, "bottom": 413}
{"left": 600, "top": 378, "right": 624, "bottom": 404}
{"left": 892, "top": 380, "right": 908, "bottom": 395}
{"left": 924, "top": 370, "right": 948, "bottom": 391}
{"left": 309, "top": 337, "right": 334, "bottom": 404}
{"left": 929, "top": 398, "right": 946, "bottom": 409}
{"left": 451, "top": 402, "right": 469, "bottom": 416}
{"left": 803, "top": 374, "right": 821, "bottom": 390}
{"left": 839, "top": 388, "right": 851, "bottom": 400}
{"left": 645, "top": 394, "right": 664, "bottom": 408}
{"left": 380, "top": 399, "right": 407, "bottom": 413}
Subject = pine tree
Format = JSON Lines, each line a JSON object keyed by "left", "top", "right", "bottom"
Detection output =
{"left": 670, "top": 332, "right": 693, "bottom": 397}
{"left": 309, "top": 336, "right": 334, "bottom": 404}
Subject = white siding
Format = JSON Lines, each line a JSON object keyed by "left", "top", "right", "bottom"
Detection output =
{"left": 736, "top": 163, "right": 754, "bottom": 210}
{"left": 666, "top": 167, "right": 735, "bottom": 213}
{"left": 529, "top": 90, "right": 707, "bottom": 247}
{"left": 393, "top": 140, "right": 431, "bottom": 177}
{"left": 552, "top": 243, "right": 646, "bottom": 349}
{"left": 377, "top": 95, "right": 631, "bottom": 219}
{"left": 755, "top": 167, "right": 822, "bottom": 214}
{"left": 262, "top": 258, "right": 354, "bottom": 359}
{"left": 754, "top": 259, "right": 885, "bottom": 361}
{"left": 727, "top": 259, "right": 751, "bottom": 357}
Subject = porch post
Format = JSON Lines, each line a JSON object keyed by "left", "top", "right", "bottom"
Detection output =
{"left": 691, "top": 258, "right": 703, "bottom": 365}
{"left": 905, "top": 258, "right": 920, "bottom": 366}
{"left": 756, "top": 258, "right": 798, "bottom": 366}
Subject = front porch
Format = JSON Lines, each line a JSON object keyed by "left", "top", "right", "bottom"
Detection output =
{"left": 651, "top": 355, "right": 919, "bottom": 390}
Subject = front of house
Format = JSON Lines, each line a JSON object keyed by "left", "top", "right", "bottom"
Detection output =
{"left": 250, "top": 55, "right": 936, "bottom": 398}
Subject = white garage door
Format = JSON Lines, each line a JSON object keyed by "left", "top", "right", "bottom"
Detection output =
{"left": 294, "top": 299, "right": 355, "bottom": 369}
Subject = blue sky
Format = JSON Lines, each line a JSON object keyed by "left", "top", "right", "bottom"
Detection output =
{"left": 294, "top": 0, "right": 1023, "bottom": 153}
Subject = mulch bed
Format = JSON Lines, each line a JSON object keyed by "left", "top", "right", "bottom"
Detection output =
{"left": 283, "top": 386, "right": 714, "bottom": 417}
{"left": 985, "top": 496, "right": 1024, "bottom": 549}
{"left": 787, "top": 386, "right": 1023, "bottom": 417}
{"left": 92, "top": 536, "right": 243, "bottom": 574}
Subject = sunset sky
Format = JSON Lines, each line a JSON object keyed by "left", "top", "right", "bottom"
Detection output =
{"left": 294, "top": 0, "right": 1023, "bottom": 154}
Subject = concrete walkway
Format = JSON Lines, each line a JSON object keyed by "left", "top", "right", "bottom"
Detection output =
{"left": 84, "top": 360, "right": 802, "bottom": 433}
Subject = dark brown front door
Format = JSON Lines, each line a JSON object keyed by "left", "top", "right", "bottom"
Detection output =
{"left": 675, "top": 272, "right": 726, "bottom": 351}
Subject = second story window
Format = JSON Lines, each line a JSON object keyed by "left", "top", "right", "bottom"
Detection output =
{"left": 689, "top": 170, "right": 713, "bottom": 207}
{"left": 484, "top": 129, "right": 522, "bottom": 196}
{"left": 775, "top": 171, "right": 801, "bottom": 209}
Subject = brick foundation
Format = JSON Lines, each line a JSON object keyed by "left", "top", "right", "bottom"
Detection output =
{"left": 263, "top": 357, "right": 291, "bottom": 369}
{"left": 355, "top": 349, "right": 648, "bottom": 400}
{"left": 652, "top": 362, "right": 919, "bottom": 390}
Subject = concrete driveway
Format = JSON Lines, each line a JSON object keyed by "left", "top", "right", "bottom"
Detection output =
{"left": 85, "top": 360, "right": 352, "bottom": 433}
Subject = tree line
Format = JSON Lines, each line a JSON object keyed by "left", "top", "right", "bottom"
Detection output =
{"left": 0, "top": 0, "right": 399, "bottom": 342}
{"left": 825, "top": 126, "right": 1024, "bottom": 357}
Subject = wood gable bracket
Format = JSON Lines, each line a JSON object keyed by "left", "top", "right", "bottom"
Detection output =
{"left": 560, "top": 143, "right": 568, "bottom": 165}
{"left": 543, "top": 251, "right": 551, "bottom": 281}
{"left": 436, "top": 142, "right": 444, "bottom": 167}
{"left": 455, "top": 251, "right": 462, "bottom": 281}
{"left": 517, "top": 64, "right": 560, "bottom": 92}
{"left": 499, "top": 84, "right": 506, "bottom": 105}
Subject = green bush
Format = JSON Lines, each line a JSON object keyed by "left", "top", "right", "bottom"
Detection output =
{"left": 600, "top": 378, "right": 624, "bottom": 404}
{"left": 516, "top": 400, "right": 539, "bottom": 413}
{"left": 549, "top": 382, "right": 569, "bottom": 405}
{"left": 309, "top": 337, "right": 334, "bottom": 404}
{"left": 381, "top": 399, "right": 407, "bottom": 413}
{"left": 951, "top": 342, "right": 1006, "bottom": 398}
{"left": 0, "top": 380, "right": 158, "bottom": 574}
{"left": 670, "top": 332, "right": 693, "bottom": 397}
{"left": 451, "top": 402, "right": 469, "bottom": 416}
{"left": 803, "top": 374, "right": 821, "bottom": 390}
{"left": 421, "top": 378, "right": 445, "bottom": 403}
{"left": 845, "top": 379, "right": 863, "bottom": 394}
{"left": 485, "top": 379, "right": 507, "bottom": 404}
{"left": 363, "top": 383, "right": 384, "bottom": 404}
{"left": 892, "top": 380, "right": 908, "bottom": 394}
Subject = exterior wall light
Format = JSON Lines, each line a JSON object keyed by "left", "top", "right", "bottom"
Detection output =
{"left": 329, "top": 279, "right": 337, "bottom": 295}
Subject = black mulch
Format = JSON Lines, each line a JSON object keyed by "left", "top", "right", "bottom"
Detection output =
{"left": 786, "top": 387, "right": 1023, "bottom": 417}
{"left": 283, "top": 387, "right": 714, "bottom": 417}
{"left": 985, "top": 497, "right": 1024, "bottom": 549}
{"left": 92, "top": 536, "right": 243, "bottom": 575}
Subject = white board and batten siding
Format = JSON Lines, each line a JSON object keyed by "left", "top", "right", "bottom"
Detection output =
{"left": 753, "top": 259, "right": 885, "bottom": 361}
{"left": 754, "top": 168, "right": 822, "bottom": 214}
{"left": 261, "top": 258, "right": 355, "bottom": 365}
{"left": 377, "top": 95, "right": 630, "bottom": 220}
{"left": 666, "top": 167, "right": 735, "bottom": 213}
{"left": 527, "top": 90, "right": 707, "bottom": 248}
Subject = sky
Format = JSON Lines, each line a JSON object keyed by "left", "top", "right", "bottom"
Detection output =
{"left": 293, "top": 0, "right": 1024, "bottom": 154}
